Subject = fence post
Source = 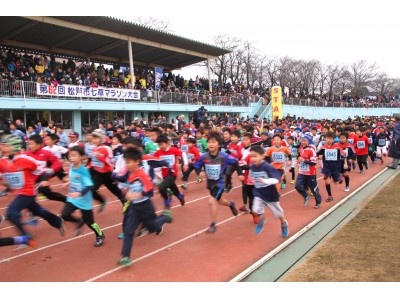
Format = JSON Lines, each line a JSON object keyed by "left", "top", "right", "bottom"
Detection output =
{"left": 21, "top": 80, "right": 27, "bottom": 106}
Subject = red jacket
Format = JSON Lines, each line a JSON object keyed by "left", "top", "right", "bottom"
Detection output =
{"left": 187, "top": 146, "right": 200, "bottom": 165}
{"left": 228, "top": 142, "right": 242, "bottom": 160}
{"left": 0, "top": 154, "right": 44, "bottom": 196}
{"left": 354, "top": 135, "right": 370, "bottom": 156}
{"left": 298, "top": 146, "right": 318, "bottom": 176}
{"left": 154, "top": 147, "right": 183, "bottom": 178}
{"left": 88, "top": 145, "right": 114, "bottom": 173}
{"left": 25, "top": 148, "right": 62, "bottom": 173}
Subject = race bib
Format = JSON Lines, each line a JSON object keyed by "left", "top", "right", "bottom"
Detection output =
{"left": 357, "top": 141, "right": 365, "bottom": 149}
{"left": 299, "top": 162, "right": 310, "bottom": 172}
{"left": 187, "top": 153, "right": 194, "bottom": 162}
{"left": 348, "top": 139, "right": 354, "bottom": 145}
{"left": 130, "top": 132, "right": 137, "bottom": 137}
{"left": 272, "top": 152, "right": 285, "bottom": 163}
{"left": 290, "top": 147, "right": 298, "bottom": 156}
{"left": 230, "top": 149, "right": 237, "bottom": 155}
{"left": 106, "top": 131, "right": 113, "bottom": 137}
{"left": 250, "top": 170, "right": 270, "bottom": 188}
{"left": 85, "top": 144, "right": 94, "bottom": 156}
{"left": 129, "top": 181, "right": 143, "bottom": 194}
{"left": 69, "top": 181, "right": 82, "bottom": 193}
{"left": 205, "top": 164, "right": 221, "bottom": 180}
{"left": 378, "top": 139, "right": 386, "bottom": 147}
{"left": 181, "top": 144, "right": 189, "bottom": 153}
{"left": 91, "top": 157, "right": 104, "bottom": 168}
{"left": 160, "top": 155, "right": 175, "bottom": 168}
{"left": 325, "top": 149, "right": 338, "bottom": 161}
{"left": 196, "top": 142, "right": 203, "bottom": 152}
{"left": 5, "top": 172, "right": 25, "bottom": 189}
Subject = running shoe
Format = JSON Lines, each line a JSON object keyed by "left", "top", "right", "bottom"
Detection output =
{"left": 0, "top": 215, "right": 5, "bottom": 228}
{"left": 206, "top": 223, "right": 217, "bottom": 234}
{"left": 117, "top": 256, "right": 132, "bottom": 266}
{"left": 359, "top": 170, "right": 364, "bottom": 174}
{"left": 98, "top": 201, "right": 107, "bottom": 213}
{"left": 180, "top": 183, "right": 188, "bottom": 190}
{"left": 155, "top": 226, "right": 164, "bottom": 235}
{"left": 118, "top": 233, "right": 125, "bottom": 239}
{"left": 252, "top": 213, "right": 260, "bottom": 224}
{"left": 0, "top": 189, "right": 9, "bottom": 197}
{"left": 314, "top": 203, "right": 321, "bottom": 209}
{"left": 27, "top": 235, "right": 37, "bottom": 248}
{"left": 163, "top": 210, "right": 174, "bottom": 223}
{"left": 290, "top": 180, "right": 295, "bottom": 184}
{"left": 345, "top": 186, "right": 350, "bottom": 192}
{"left": 196, "top": 177, "right": 203, "bottom": 183}
{"left": 254, "top": 218, "right": 265, "bottom": 235}
{"left": 14, "top": 244, "right": 29, "bottom": 251}
{"left": 58, "top": 217, "right": 65, "bottom": 236}
{"left": 281, "top": 221, "right": 289, "bottom": 238}
{"left": 239, "top": 205, "right": 250, "bottom": 214}
{"left": 94, "top": 234, "right": 105, "bottom": 247}
{"left": 229, "top": 201, "right": 238, "bottom": 216}
{"left": 326, "top": 196, "right": 334, "bottom": 202}
{"left": 304, "top": 196, "right": 310, "bottom": 207}
{"left": 280, "top": 183, "right": 286, "bottom": 189}
{"left": 163, "top": 197, "right": 171, "bottom": 209}
{"left": 23, "top": 218, "right": 40, "bottom": 226}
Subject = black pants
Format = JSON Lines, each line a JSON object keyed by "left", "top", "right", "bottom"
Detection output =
{"left": 38, "top": 185, "right": 66, "bottom": 202}
{"left": 91, "top": 169, "right": 124, "bottom": 205}
{"left": 158, "top": 174, "right": 180, "bottom": 200}
{"left": 61, "top": 202, "right": 101, "bottom": 237}
{"left": 357, "top": 154, "right": 368, "bottom": 171}
{"left": 295, "top": 174, "right": 322, "bottom": 204}
{"left": 224, "top": 164, "right": 238, "bottom": 188}
{"left": 182, "top": 164, "right": 200, "bottom": 182}
{"left": 121, "top": 200, "right": 167, "bottom": 258}
{"left": 242, "top": 183, "right": 254, "bottom": 209}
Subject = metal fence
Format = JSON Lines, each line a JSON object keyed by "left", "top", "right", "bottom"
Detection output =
{"left": 0, "top": 80, "right": 261, "bottom": 107}
{"left": 283, "top": 97, "right": 399, "bottom": 108}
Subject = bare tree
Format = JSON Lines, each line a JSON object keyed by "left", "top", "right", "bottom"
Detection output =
{"left": 134, "top": 17, "right": 171, "bottom": 32}
{"left": 349, "top": 59, "right": 378, "bottom": 96}
{"left": 326, "top": 64, "right": 348, "bottom": 100}
{"left": 371, "top": 72, "right": 396, "bottom": 97}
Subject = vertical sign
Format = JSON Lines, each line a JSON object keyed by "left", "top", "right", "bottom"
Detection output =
{"left": 271, "top": 86, "right": 283, "bottom": 120}
{"left": 155, "top": 67, "right": 163, "bottom": 90}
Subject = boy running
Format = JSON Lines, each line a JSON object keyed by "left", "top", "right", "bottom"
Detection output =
{"left": 265, "top": 134, "right": 291, "bottom": 189}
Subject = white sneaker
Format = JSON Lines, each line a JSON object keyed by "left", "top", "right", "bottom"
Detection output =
{"left": 344, "top": 186, "right": 350, "bottom": 192}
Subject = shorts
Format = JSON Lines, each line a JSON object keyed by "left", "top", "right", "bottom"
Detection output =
{"left": 322, "top": 165, "right": 341, "bottom": 182}
{"left": 252, "top": 196, "right": 284, "bottom": 219}
{"left": 207, "top": 181, "right": 224, "bottom": 201}
{"left": 340, "top": 162, "right": 351, "bottom": 174}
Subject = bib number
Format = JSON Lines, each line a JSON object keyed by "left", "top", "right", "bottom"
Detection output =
{"left": 325, "top": 149, "right": 338, "bottom": 161}
{"left": 357, "top": 141, "right": 365, "bottom": 149}
{"left": 181, "top": 144, "right": 189, "bottom": 152}
{"left": 272, "top": 152, "right": 285, "bottom": 162}
{"left": 205, "top": 164, "right": 221, "bottom": 180}
{"left": 91, "top": 157, "right": 104, "bottom": 168}
{"left": 160, "top": 155, "right": 175, "bottom": 168}
{"left": 5, "top": 172, "right": 25, "bottom": 189}
{"left": 299, "top": 162, "right": 310, "bottom": 172}
{"left": 378, "top": 139, "right": 386, "bottom": 147}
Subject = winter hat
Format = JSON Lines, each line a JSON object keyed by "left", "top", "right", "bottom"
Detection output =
{"left": 92, "top": 129, "right": 106, "bottom": 143}
{"left": 301, "top": 134, "right": 313, "bottom": 145}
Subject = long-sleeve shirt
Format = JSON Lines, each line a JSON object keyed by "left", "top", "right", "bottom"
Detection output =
{"left": 249, "top": 161, "right": 281, "bottom": 202}
{"left": 298, "top": 146, "right": 318, "bottom": 176}
{"left": 88, "top": 145, "right": 114, "bottom": 173}
{"left": 354, "top": 135, "right": 370, "bottom": 156}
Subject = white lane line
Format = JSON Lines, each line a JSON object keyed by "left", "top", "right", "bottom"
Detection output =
{"left": 0, "top": 185, "right": 242, "bottom": 264}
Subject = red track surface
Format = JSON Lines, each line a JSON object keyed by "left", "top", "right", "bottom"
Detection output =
{"left": 0, "top": 162, "right": 386, "bottom": 282}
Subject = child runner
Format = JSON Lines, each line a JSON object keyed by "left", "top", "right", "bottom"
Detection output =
{"left": 287, "top": 136, "right": 300, "bottom": 184}
{"left": 193, "top": 132, "right": 242, "bottom": 233}
{"left": 181, "top": 137, "right": 201, "bottom": 190}
{"left": 117, "top": 148, "right": 174, "bottom": 266}
{"left": 0, "top": 135, "right": 65, "bottom": 244}
{"left": 154, "top": 134, "right": 188, "bottom": 209}
{"left": 249, "top": 145, "right": 289, "bottom": 237}
{"left": 295, "top": 135, "right": 322, "bottom": 208}
{"left": 317, "top": 131, "right": 344, "bottom": 202}
{"left": 68, "top": 132, "right": 83, "bottom": 149}
{"left": 111, "top": 133, "right": 123, "bottom": 164}
{"left": 375, "top": 126, "right": 391, "bottom": 165}
{"left": 88, "top": 129, "right": 125, "bottom": 212}
{"left": 365, "top": 126, "right": 377, "bottom": 164}
{"left": 61, "top": 146, "right": 105, "bottom": 246}
{"left": 337, "top": 132, "right": 356, "bottom": 192}
{"left": 265, "top": 134, "right": 291, "bottom": 189}
{"left": 224, "top": 130, "right": 242, "bottom": 193}
{"left": 354, "top": 127, "right": 371, "bottom": 174}
{"left": 195, "top": 128, "right": 208, "bottom": 154}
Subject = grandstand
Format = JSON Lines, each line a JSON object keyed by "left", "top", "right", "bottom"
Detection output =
{"left": 0, "top": 16, "right": 261, "bottom": 134}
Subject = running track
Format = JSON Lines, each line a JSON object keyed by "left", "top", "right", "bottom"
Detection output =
{"left": 0, "top": 162, "right": 387, "bottom": 282}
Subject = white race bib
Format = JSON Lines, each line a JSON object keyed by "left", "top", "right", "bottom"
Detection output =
{"left": 69, "top": 181, "right": 82, "bottom": 193}
{"left": 5, "top": 172, "right": 25, "bottom": 189}
{"left": 299, "top": 162, "right": 310, "bottom": 172}
{"left": 129, "top": 181, "right": 143, "bottom": 194}
{"left": 272, "top": 152, "right": 285, "bottom": 163}
{"left": 91, "top": 157, "right": 104, "bottom": 168}
{"left": 160, "top": 155, "right": 175, "bottom": 168}
{"left": 357, "top": 141, "right": 365, "bottom": 149}
{"left": 290, "top": 147, "right": 298, "bottom": 156}
{"left": 250, "top": 170, "right": 270, "bottom": 188}
{"left": 205, "top": 164, "right": 221, "bottom": 180}
{"left": 181, "top": 144, "right": 189, "bottom": 153}
{"left": 378, "top": 139, "right": 386, "bottom": 147}
{"left": 325, "top": 149, "right": 338, "bottom": 161}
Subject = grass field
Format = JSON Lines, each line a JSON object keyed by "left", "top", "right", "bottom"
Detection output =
{"left": 282, "top": 173, "right": 400, "bottom": 282}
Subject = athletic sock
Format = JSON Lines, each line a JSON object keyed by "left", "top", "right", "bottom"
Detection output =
{"left": 13, "top": 236, "right": 29, "bottom": 245}
{"left": 345, "top": 176, "right": 350, "bottom": 186}
{"left": 325, "top": 184, "right": 332, "bottom": 196}
{"left": 177, "top": 192, "right": 183, "bottom": 201}
{"left": 90, "top": 223, "right": 103, "bottom": 237}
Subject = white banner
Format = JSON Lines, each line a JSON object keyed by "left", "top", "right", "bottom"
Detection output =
{"left": 36, "top": 83, "right": 141, "bottom": 100}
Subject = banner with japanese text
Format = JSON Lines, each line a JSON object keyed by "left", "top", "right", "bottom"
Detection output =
{"left": 271, "top": 86, "right": 283, "bottom": 120}
{"left": 36, "top": 83, "right": 141, "bottom": 100}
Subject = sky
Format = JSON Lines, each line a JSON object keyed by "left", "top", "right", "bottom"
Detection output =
{"left": 15, "top": 0, "right": 400, "bottom": 80}
{"left": 113, "top": 0, "right": 400, "bottom": 79}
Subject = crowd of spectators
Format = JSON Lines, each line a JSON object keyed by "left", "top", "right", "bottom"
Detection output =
{"left": 0, "top": 47, "right": 399, "bottom": 108}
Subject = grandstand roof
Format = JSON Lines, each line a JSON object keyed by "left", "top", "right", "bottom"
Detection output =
{"left": 0, "top": 16, "right": 230, "bottom": 70}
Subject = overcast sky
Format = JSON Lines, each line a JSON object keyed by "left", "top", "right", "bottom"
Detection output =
{"left": 115, "top": 0, "right": 400, "bottom": 79}
{"left": 24, "top": 0, "right": 400, "bottom": 79}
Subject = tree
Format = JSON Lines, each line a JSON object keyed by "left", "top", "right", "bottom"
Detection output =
{"left": 349, "top": 59, "right": 378, "bottom": 97}
{"left": 371, "top": 72, "right": 396, "bottom": 98}
{"left": 326, "top": 64, "right": 348, "bottom": 100}
{"left": 134, "top": 17, "right": 171, "bottom": 32}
